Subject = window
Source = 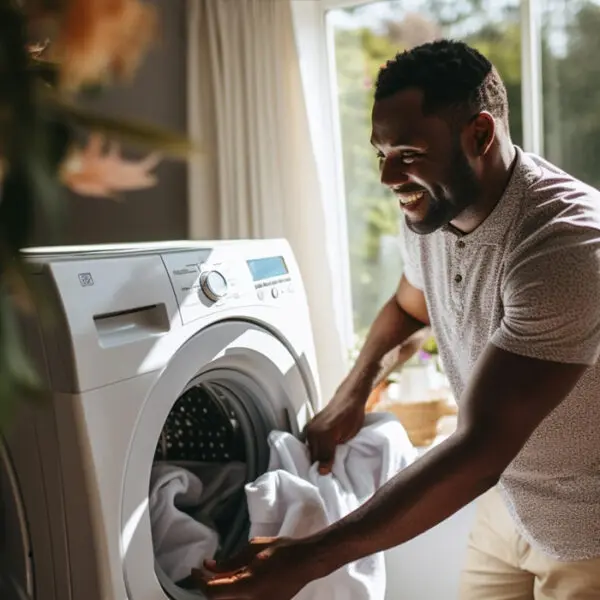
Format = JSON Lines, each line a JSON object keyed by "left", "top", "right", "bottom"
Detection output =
{"left": 541, "top": 0, "right": 600, "bottom": 188}
{"left": 326, "top": 0, "right": 522, "bottom": 346}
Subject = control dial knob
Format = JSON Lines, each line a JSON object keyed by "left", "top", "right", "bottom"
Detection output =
{"left": 200, "top": 270, "right": 228, "bottom": 302}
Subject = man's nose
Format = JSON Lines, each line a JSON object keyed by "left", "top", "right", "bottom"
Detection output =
{"left": 380, "top": 159, "right": 410, "bottom": 188}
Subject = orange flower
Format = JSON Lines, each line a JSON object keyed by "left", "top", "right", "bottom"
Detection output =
{"left": 60, "top": 133, "right": 160, "bottom": 198}
{"left": 56, "top": 0, "right": 157, "bottom": 91}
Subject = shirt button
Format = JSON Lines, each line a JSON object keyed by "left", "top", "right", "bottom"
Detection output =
{"left": 457, "top": 240, "right": 465, "bottom": 249}
{"left": 454, "top": 274, "right": 463, "bottom": 283}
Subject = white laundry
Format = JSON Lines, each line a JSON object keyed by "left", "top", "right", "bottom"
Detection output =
{"left": 149, "top": 461, "right": 246, "bottom": 583}
{"left": 245, "top": 411, "right": 417, "bottom": 600}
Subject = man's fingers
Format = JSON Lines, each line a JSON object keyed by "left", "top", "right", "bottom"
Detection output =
{"left": 190, "top": 570, "right": 223, "bottom": 598}
{"left": 249, "top": 536, "right": 278, "bottom": 544}
{"left": 202, "top": 539, "right": 276, "bottom": 574}
{"left": 313, "top": 439, "right": 336, "bottom": 473}
{"left": 207, "top": 571, "right": 253, "bottom": 586}
{"left": 191, "top": 568, "right": 249, "bottom": 599}
{"left": 318, "top": 458, "right": 335, "bottom": 475}
{"left": 307, "top": 437, "right": 320, "bottom": 465}
{"left": 306, "top": 429, "right": 336, "bottom": 468}
{"left": 203, "top": 554, "right": 250, "bottom": 575}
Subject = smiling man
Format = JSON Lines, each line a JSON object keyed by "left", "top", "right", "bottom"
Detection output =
{"left": 197, "top": 40, "right": 600, "bottom": 600}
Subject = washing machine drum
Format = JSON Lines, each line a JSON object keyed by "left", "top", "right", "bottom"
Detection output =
{"left": 152, "top": 377, "right": 281, "bottom": 597}
{"left": 154, "top": 384, "right": 247, "bottom": 464}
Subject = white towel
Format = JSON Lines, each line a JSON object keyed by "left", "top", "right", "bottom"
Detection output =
{"left": 149, "top": 461, "right": 246, "bottom": 582}
{"left": 245, "top": 412, "right": 417, "bottom": 600}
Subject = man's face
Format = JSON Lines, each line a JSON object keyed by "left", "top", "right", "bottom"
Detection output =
{"left": 371, "top": 88, "right": 483, "bottom": 235}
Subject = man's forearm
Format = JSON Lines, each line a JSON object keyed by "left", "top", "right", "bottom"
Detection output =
{"left": 345, "top": 294, "right": 426, "bottom": 393}
{"left": 304, "top": 430, "right": 505, "bottom": 576}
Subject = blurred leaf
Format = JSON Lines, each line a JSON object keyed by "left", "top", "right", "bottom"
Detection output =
{"left": 28, "top": 57, "right": 59, "bottom": 87}
{"left": 46, "top": 95, "right": 198, "bottom": 158}
{"left": 61, "top": 133, "right": 161, "bottom": 198}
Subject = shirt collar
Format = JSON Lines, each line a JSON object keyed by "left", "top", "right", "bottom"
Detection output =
{"left": 441, "top": 146, "right": 541, "bottom": 246}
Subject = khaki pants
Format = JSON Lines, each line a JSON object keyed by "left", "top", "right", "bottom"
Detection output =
{"left": 459, "top": 488, "right": 600, "bottom": 600}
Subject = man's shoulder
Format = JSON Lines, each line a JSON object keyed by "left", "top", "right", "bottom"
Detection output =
{"left": 522, "top": 152, "right": 600, "bottom": 214}
{"left": 513, "top": 152, "right": 600, "bottom": 250}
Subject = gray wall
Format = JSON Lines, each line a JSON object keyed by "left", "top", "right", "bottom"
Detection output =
{"left": 33, "top": 0, "right": 189, "bottom": 246}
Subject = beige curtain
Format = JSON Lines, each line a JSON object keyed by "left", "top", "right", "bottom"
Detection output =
{"left": 187, "top": 0, "right": 347, "bottom": 401}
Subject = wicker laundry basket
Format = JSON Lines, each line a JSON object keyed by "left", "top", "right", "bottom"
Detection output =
{"left": 385, "top": 398, "right": 457, "bottom": 447}
{"left": 366, "top": 380, "right": 457, "bottom": 447}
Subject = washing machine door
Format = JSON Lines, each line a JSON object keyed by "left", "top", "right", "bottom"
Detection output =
{"left": 121, "top": 319, "right": 317, "bottom": 600}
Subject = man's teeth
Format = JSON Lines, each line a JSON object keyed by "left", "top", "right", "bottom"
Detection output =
{"left": 399, "top": 191, "right": 425, "bottom": 206}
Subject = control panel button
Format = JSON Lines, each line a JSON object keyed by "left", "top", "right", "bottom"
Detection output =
{"left": 200, "top": 270, "right": 228, "bottom": 302}
{"left": 271, "top": 287, "right": 279, "bottom": 299}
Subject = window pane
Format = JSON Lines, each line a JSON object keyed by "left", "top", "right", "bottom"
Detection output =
{"left": 541, "top": 0, "right": 600, "bottom": 187}
{"left": 327, "top": 0, "right": 522, "bottom": 345}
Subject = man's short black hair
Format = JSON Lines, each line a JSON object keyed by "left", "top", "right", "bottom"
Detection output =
{"left": 374, "top": 39, "right": 509, "bottom": 124}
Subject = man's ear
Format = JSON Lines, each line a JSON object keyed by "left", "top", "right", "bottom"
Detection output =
{"left": 471, "top": 111, "right": 495, "bottom": 156}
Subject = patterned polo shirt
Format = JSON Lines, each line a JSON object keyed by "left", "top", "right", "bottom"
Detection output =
{"left": 400, "top": 146, "right": 600, "bottom": 561}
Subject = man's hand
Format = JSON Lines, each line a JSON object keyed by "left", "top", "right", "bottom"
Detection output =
{"left": 303, "top": 276, "right": 428, "bottom": 475}
{"left": 192, "top": 537, "right": 316, "bottom": 600}
{"left": 304, "top": 384, "right": 367, "bottom": 474}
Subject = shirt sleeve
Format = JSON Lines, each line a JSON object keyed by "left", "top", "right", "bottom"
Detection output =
{"left": 491, "top": 226, "right": 600, "bottom": 366}
{"left": 399, "top": 219, "right": 424, "bottom": 290}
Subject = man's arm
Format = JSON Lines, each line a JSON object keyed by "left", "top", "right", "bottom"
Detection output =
{"left": 343, "top": 275, "right": 429, "bottom": 395}
{"left": 304, "top": 212, "right": 600, "bottom": 572}
{"left": 305, "top": 275, "right": 430, "bottom": 472}
{"left": 305, "top": 343, "right": 588, "bottom": 573}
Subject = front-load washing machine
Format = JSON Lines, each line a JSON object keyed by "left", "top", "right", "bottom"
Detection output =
{"left": 0, "top": 239, "right": 321, "bottom": 600}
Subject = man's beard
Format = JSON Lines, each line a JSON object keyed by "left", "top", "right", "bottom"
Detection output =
{"left": 406, "top": 146, "right": 481, "bottom": 235}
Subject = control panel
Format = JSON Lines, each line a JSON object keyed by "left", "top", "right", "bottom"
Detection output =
{"left": 161, "top": 243, "right": 300, "bottom": 325}
{"left": 19, "top": 239, "right": 307, "bottom": 390}
{"left": 255, "top": 276, "right": 294, "bottom": 301}
{"left": 247, "top": 254, "right": 294, "bottom": 301}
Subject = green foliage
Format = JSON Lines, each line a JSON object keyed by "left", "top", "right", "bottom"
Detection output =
{"left": 48, "top": 95, "right": 196, "bottom": 158}
{"left": 421, "top": 335, "right": 438, "bottom": 355}
{"left": 541, "top": 0, "right": 600, "bottom": 189}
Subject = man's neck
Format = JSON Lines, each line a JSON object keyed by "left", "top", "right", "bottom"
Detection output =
{"left": 450, "top": 142, "right": 517, "bottom": 235}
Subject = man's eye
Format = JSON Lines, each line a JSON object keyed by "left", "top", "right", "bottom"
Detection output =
{"left": 400, "top": 152, "right": 418, "bottom": 165}
{"left": 376, "top": 151, "right": 421, "bottom": 167}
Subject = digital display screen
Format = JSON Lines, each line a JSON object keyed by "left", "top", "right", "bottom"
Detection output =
{"left": 247, "top": 256, "right": 288, "bottom": 281}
